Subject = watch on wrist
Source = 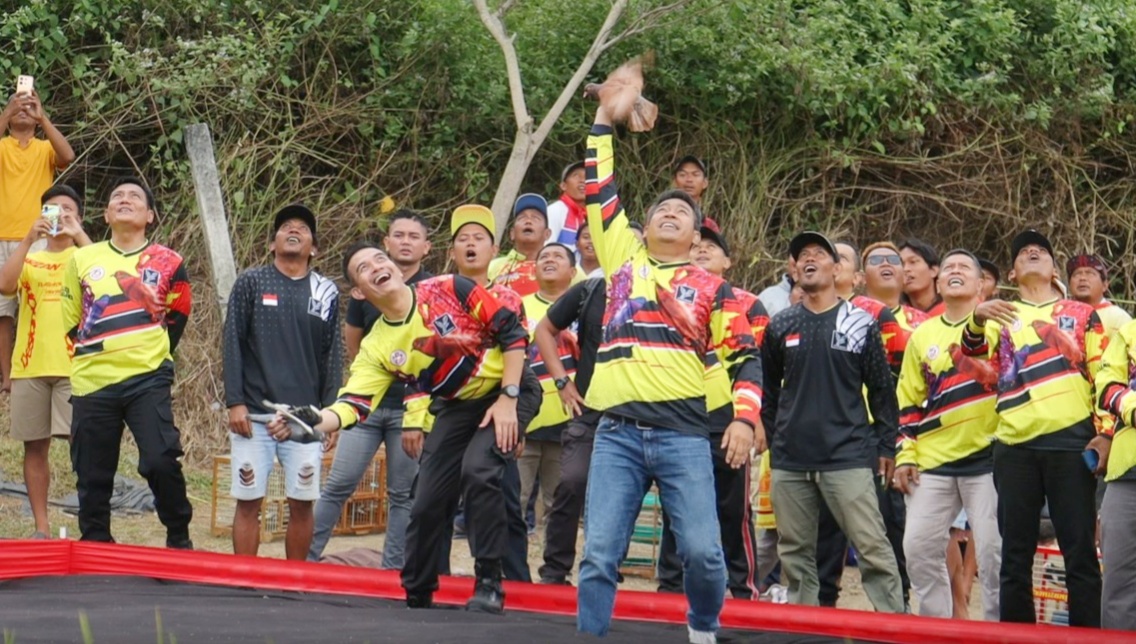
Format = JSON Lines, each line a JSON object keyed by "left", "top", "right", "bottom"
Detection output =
{"left": 554, "top": 376, "right": 571, "bottom": 391}
{"left": 502, "top": 384, "right": 521, "bottom": 399}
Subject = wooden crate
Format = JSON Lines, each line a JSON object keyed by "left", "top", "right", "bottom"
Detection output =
{"left": 210, "top": 446, "right": 387, "bottom": 543}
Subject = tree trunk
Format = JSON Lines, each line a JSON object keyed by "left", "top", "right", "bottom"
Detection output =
{"left": 490, "top": 129, "right": 536, "bottom": 237}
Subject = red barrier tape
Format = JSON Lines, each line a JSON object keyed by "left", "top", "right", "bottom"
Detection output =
{"left": 0, "top": 540, "right": 1130, "bottom": 644}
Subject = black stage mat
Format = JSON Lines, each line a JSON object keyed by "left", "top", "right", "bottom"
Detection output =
{"left": 0, "top": 575, "right": 878, "bottom": 643}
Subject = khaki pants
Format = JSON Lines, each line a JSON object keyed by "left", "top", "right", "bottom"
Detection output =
{"left": 771, "top": 467, "right": 904, "bottom": 612}
{"left": 519, "top": 438, "right": 562, "bottom": 528}
{"left": 902, "top": 472, "right": 1001, "bottom": 620}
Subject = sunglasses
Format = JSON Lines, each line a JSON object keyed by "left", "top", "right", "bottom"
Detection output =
{"left": 866, "top": 254, "right": 902, "bottom": 267}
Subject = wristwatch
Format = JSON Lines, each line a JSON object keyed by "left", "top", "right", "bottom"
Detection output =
{"left": 501, "top": 384, "right": 521, "bottom": 399}
{"left": 554, "top": 376, "right": 571, "bottom": 391}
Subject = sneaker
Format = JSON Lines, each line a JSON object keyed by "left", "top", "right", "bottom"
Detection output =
{"left": 466, "top": 559, "right": 505, "bottom": 614}
{"left": 687, "top": 626, "right": 716, "bottom": 644}
{"left": 406, "top": 592, "right": 433, "bottom": 609}
{"left": 760, "top": 583, "right": 788, "bottom": 604}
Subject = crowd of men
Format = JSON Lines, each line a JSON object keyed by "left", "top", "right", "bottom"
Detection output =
{"left": 6, "top": 80, "right": 1136, "bottom": 642}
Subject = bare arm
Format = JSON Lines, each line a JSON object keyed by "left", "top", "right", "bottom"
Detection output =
{"left": 0, "top": 219, "right": 50, "bottom": 296}
{"left": 28, "top": 93, "right": 75, "bottom": 169}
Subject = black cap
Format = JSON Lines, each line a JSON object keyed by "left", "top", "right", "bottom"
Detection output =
{"left": 978, "top": 258, "right": 1000, "bottom": 282}
{"left": 673, "top": 155, "right": 708, "bottom": 177}
{"left": 1010, "top": 229, "right": 1053, "bottom": 261}
{"left": 699, "top": 220, "right": 730, "bottom": 257}
{"left": 789, "top": 231, "right": 838, "bottom": 261}
{"left": 560, "top": 161, "right": 585, "bottom": 183}
{"left": 274, "top": 203, "right": 318, "bottom": 245}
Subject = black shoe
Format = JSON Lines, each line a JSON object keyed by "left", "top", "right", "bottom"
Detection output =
{"left": 538, "top": 576, "right": 572, "bottom": 586}
{"left": 406, "top": 592, "right": 433, "bottom": 609}
{"left": 166, "top": 534, "right": 193, "bottom": 550}
{"left": 466, "top": 559, "right": 505, "bottom": 614}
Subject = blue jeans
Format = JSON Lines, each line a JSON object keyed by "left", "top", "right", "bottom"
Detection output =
{"left": 577, "top": 415, "right": 725, "bottom": 635}
{"left": 308, "top": 408, "right": 417, "bottom": 567}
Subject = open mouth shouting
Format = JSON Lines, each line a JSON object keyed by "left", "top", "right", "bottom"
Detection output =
{"left": 801, "top": 264, "right": 819, "bottom": 277}
{"left": 373, "top": 269, "right": 393, "bottom": 286}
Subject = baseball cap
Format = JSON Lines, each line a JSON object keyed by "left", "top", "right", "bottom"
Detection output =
{"left": 698, "top": 217, "right": 730, "bottom": 257}
{"left": 560, "top": 161, "right": 585, "bottom": 183}
{"left": 512, "top": 193, "right": 548, "bottom": 223}
{"left": 450, "top": 204, "right": 496, "bottom": 239}
{"left": 789, "top": 231, "right": 838, "bottom": 261}
{"left": 978, "top": 258, "right": 1000, "bottom": 282}
{"left": 673, "top": 155, "right": 708, "bottom": 177}
{"left": 1010, "top": 229, "right": 1054, "bottom": 260}
{"left": 274, "top": 203, "right": 317, "bottom": 245}
{"left": 1066, "top": 254, "right": 1107, "bottom": 282}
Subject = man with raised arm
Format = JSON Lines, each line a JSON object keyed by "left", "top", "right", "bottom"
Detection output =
{"left": 959, "top": 229, "right": 1105, "bottom": 627}
{"left": 576, "top": 85, "right": 762, "bottom": 643}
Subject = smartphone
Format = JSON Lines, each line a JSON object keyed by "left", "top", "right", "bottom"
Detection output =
{"left": 41, "top": 204, "right": 61, "bottom": 236}
{"left": 1082, "top": 448, "right": 1100, "bottom": 472}
{"left": 16, "top": 75, "right": 33, "bottom": 96}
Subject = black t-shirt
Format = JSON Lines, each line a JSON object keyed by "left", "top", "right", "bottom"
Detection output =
{"left": 761, "top": 300, "right": 898, "bottom": 472}
{"left": 345, "top": 267, "right": 432, "bottom": 410}
{"left": 545, "top": 277, "right": 605, "bottom": 396}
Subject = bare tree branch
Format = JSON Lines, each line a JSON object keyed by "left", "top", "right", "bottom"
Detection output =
{"left": 601, "top": 0, "right": 696, "bottom": 52}
{"left": 473, "top": 0, "right": 532, "bottom": 133}
{"left": 528, "top": 0, "right": 631, "bottom": 155}
{"left": 496, "top": 0, "right": 517, "bottom": 18}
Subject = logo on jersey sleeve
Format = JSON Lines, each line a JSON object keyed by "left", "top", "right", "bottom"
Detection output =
{"left": 675, "top": 284, "right": 697, "bottom": 305}
{"left": 1058, "top": 316, "right": 1075, "bottom": 332}
{"left": 141, "top": 268, "right": 160, "bottom": 287}
{"left": 433, "top": 314, "right": 456, "bottom": 337}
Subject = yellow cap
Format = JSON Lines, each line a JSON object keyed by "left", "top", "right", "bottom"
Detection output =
{"left": 450, "top": 204, "right": 496, "bottom": 239}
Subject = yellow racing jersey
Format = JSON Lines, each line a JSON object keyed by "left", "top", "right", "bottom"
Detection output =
{"left": 897, "top": 314, "right": 997, "bottom": 474}
{"left": 960, "top": 298, "right": 1104, "bottom": 449}
{"left": 1094, "top": 319, "right": 1136, "bottom": 481}
{"left": 330, "top": 275, "right": 527, "bottom": 430}
{"left": 13, "top": 247, "right": 76, "bottom": 379}
{"left": 61, "top": 241, "right": 191, "bottom": 396}
{"left": 522, "top": 291, "right": 577, "bottom": 439}
{"left": 583, "top": 126, "right": 761, "bottom": 435}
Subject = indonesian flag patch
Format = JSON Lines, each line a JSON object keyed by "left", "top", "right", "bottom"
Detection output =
{"left": 786, "top": 333, "right": 800, "bottom": 348}
{"left": 262, "top": 294, "right": 279, "bottom": 307}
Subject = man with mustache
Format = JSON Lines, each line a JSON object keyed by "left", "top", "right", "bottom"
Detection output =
{"left": 959, "top": 229, "right": 1106, "bottom": 627}
{"left": 1067, "top": 254, "right": 1131, "bottom": 337}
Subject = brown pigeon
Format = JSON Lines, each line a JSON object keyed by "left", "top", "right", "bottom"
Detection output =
{"left": 583, "top": 56, "right": 658, "bottom": 132}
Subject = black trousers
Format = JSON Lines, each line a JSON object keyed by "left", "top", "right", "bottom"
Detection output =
{"left": 538, "top": 411, "right": 599, "bottom": 582}
{"left": 437, "top": 457, "right": 531, "bottom": 582}
{"left": 816, "top": 484, "right": 909, "bottom": 606}
{"left": 71, "top": 383, "right": 193, "bottom": 542}
{"left": 657, "top": 436, "right": 759, "bottom": 599}
{"left": 994, "top": 443, "right": 1100, "bottom": 627}
{"left": 402, "top": 371, "right": 541, "bottom": 594}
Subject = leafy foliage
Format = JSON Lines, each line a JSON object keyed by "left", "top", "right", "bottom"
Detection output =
{"left": 4, "top": 0, "right": 1136, "bottom": 459}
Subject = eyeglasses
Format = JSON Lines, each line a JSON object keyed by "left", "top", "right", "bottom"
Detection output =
{"left": 866, "top": 254, "right": 902, "bottom": 267}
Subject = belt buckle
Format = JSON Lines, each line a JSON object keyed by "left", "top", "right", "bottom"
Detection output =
{"left": 634, "top": 418, "right": 652, "bottom": 430}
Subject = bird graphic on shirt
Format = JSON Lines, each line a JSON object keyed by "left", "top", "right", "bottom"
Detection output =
{"left": 997, "top": 328, "right": 1031, "bottom": 391}
{"left": 79, "top": 283, "right": 110, "bottom": 340}
{"left": 115, "top": 271, "right": 164, "bottom": 320}
{"left": 411, "top": 332, "right": 481, "bottom": 359}
{"left": 1032, "top": 320, "right": 1085, "bottom": 367}
{"left": 604, "top": 262, "right": 646, "bottom": 341}
{"left": 948, "top": 343, "right": 999, "bottom": 390}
